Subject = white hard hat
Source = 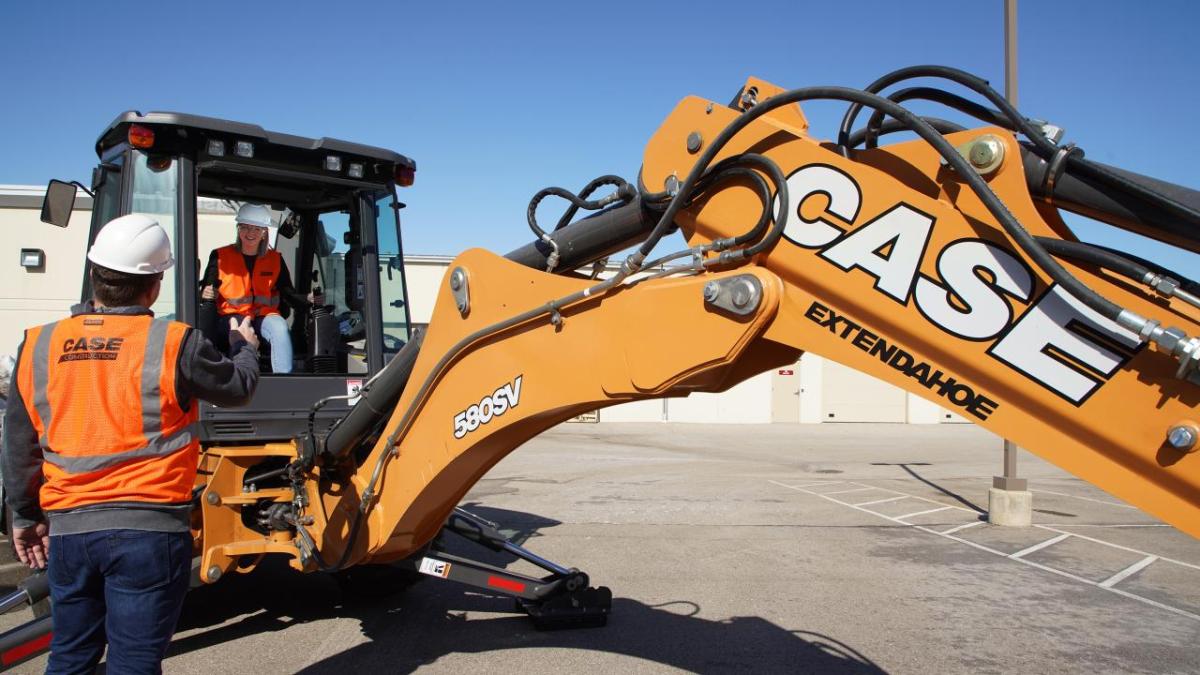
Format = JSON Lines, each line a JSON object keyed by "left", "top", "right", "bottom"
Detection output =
{"left": 236, "top": 203, "right": 273, "bottom": 229}
{"left": 87, "top": 214, "right": 175, "bottom": 275}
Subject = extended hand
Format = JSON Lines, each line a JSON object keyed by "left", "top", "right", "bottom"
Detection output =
{"left": 307, "top": 291, "right": 326, "bottom": 306}
{"left": 229, "top": 316, "right": 260, "bottom": 350}
{"left": 12, "top": 522, "right": 49, "bottom": 569}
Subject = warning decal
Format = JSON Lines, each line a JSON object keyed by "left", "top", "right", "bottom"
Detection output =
{"left": 418, "top": 557, "right": 452, "bottom": 579}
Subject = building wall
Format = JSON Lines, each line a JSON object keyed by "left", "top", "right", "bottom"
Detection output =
{"left": 1, "top": 188, "right": 92, "bottom": 357}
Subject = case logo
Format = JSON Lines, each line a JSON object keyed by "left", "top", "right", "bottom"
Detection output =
{"left": 781, "top": 163, "right": 1140, "bottom": 406}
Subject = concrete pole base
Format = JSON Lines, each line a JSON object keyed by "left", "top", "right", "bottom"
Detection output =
{"left": 988, "top": 487, "right": 1032, "bottom": 527}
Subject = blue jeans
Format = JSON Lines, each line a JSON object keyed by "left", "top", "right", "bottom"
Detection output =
{"left": 256, "top": 314, "right": 293, "bottom": 373}
{"left": 47, "top": 530, "right": 191, "bottom": 675}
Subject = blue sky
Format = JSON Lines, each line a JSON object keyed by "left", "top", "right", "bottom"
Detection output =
{"left": 3, "top": 1, "right": 1197, "bottom": 272}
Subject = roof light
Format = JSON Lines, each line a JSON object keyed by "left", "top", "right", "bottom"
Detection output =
{"left": 347, "top": 163, "right": 364, "bottom": 179}
{"left": 395, "top": 165, "right": 415, "bottom": 187}
{"left": 207, "top": 140, "right": 226, "bottom": 157}
{"left": 325, "top": 155, "right": 342, "bottom": 172}
{"left": 235, "top": 141, "right": 254, "bottom": 158}
{"left": 128, "top": 124, "right": 155, "bottom": 149}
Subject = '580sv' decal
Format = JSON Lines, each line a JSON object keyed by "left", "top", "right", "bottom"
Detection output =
{"left": 780, "top": 164, "right": 1140, "bottom": 406}
{"left": 453, "top": 375, "right": 523, "bottom": 439}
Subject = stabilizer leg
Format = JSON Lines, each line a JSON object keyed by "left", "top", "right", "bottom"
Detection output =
{"left": 0, "top": 573, "right": 52, "bottom": 670}
{"left": 400, "top": 507, "right": 611, "bottom": 629}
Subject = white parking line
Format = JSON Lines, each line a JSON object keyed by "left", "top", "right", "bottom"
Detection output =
{"left": 940, "top": 521, "right": 986, "bottom": 535}
{"left": 1036, "top": 525, "right": 1200, "bottom": 572}
{"left": 1009, "top": 534, "right": 1072, "bottom": 559}
{"left": 1031, "top": 489, "right": 1136, "bottom": 509}
{"left": 855, "top": 495, "right": 909, "bottom": 507}
{"left": 1100, "top": 556, "right": 1159, "bottom": 588}
{"left": 768, "top": 479, "right": 1200, "bottom": 623}
{"left": 823, "top": 487, "right": 876, "bottom": 495}
{"left": 789, "top": 481, "right": 844, "bottom": 489}
{"left": 896, "top": 505, "right": 954, "bottom": 520}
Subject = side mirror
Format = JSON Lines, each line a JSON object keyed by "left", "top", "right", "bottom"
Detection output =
{"left": 41, "top": 179, "right": 78, "bottom": 228}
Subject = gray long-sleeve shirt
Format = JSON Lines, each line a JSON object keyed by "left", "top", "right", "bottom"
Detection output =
{"left": 2, "top": 305, "right": 259, "bottom": 533}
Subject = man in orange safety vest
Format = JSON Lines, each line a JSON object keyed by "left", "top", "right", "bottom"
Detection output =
{"left": 3, "top": 214, "right": 260, "bottom": 673}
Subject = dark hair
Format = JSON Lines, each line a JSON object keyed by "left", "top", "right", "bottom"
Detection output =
{"left": 90, "top": 265, "right": 161, "bottom": 307}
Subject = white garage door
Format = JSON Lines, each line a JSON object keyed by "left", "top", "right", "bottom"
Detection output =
{"left": 821, "top": 359, "right": 907, "bottom": 423}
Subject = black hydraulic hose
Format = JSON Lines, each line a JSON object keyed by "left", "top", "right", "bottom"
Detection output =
{"left": 635, "top": 85, "right": 1126, "bottom": 325}
{"left": 689, "top": 165, "right": 772, "bottom": 245}
{"left": 689, "top": 153, "right": 784, "bottom": 247}
{"left": 1036, "top": 236, "right": 1200, "bottom": 294}
{"left": 862, "top": 88, "right": 1008, "bottom": 148}
{"left": 505, "top": 197, "right": 658, "bottom": 272}
{"left": 527, "top": 177, "right": 635, "bottom": 241}
{"left": 553, "top": 176, "right": 636, "bottom": 232}
{"left": 836, "top": 65, "right": 1058, "bottom": 158}
{"left": 838, "top": 66, "right": 1200, "bottom": 229}
{"left": 1035, "top": 237, "right": 1152, "bottom": 280}
{"left": 295, "top": 511, "right": 364, "bottom": 573}
{"left": 717, "top": 154, "right": 788, "bottom": 260}
{"left": 845, "top": 117, "right": 966, "bottom": 151}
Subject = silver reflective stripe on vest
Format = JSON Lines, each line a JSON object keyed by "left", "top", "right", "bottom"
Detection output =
{"left": 30, "top": 322, "right": 56, "bottom": 448}
{"left": 42, "top": 423, "right": 197, "bottom": 474}
{"left": 225, "top": 296, "right": 253, "bottom": 306}
{"left": 141, "top": 318, "right": 170, "bottom": 436}
{"left": 253, "top": 295, "right": 279, "bottom": 306}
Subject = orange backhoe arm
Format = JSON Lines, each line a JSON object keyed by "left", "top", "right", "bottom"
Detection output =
{"left": 196, "top": 75, "right": 1200, "bottom": 582}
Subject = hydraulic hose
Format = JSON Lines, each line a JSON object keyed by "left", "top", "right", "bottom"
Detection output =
{"left": 505, "top": 197, "right": 657, "bottom": 272}
{"left": 837, "top": 65, "right": 1200, "bottom": 234}
{"left": 1035, "top": 237, "right": 1152, "bottom": 282}
{"left": 836, "top": 65, "right": 1057, "bottom": 157}
{"left": 690, "top": 153, "right": 783, "bottom": 249}
{"left": 551, "top": 176, "right": 637, "bottom": 232}
{"left": 861, "top": 88, "right": 1007, "bottom": 148}
{"left": 634, "top": 85, "right": 1131, "bottom": 331}
{"left": 1035, "top": 237, "right": 1200, "bottom": 309}
{"left": 845, "top": 117, "right": 966, "bottom": 152}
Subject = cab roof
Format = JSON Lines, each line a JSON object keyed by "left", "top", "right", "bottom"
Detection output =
{"left": 96, "top": 110, "right": 416, "bottom": 171}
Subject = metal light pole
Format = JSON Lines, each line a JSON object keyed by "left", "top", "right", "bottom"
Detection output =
{"left": 990, "top": 0, "right": 1031, "bottom": 524}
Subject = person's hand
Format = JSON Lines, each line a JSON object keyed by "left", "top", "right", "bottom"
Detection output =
{"left": 12, "top": 522, "right": 49, "bottom": 570}
{"left": 201, "top": 285, "right": 216, "bottom": 301}
{"left": 229, "top": 316, "right": 260, "bottom": 350}
{"left": 307, "top": 291, "right": 325, "bottom": 306}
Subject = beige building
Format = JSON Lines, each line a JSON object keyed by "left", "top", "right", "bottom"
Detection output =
{"left": 1, "top": 185, "right": 963, "bottom": 425}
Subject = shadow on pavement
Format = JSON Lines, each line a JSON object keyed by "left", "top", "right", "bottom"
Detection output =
{"left": 169, "top": 505, "right": 886, "bottom": 674}
{"left": 870, "top": 462, "right": 986, "bottom": 514}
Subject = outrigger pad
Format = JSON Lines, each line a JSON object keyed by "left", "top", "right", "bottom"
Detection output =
{"left": 519, "top": 585, "right": 612, "bottom": 630}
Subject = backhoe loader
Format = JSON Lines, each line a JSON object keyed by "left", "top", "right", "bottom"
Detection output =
{"left": 4, "top": 64, "right": 1200, "bottom": 668}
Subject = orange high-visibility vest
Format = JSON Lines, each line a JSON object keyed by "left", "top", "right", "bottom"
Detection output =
{"left": 16, "top": 314, "right": 198, "bottom": 512}
{"left": 216, "top": 245, "right": 282, "bottom": 317}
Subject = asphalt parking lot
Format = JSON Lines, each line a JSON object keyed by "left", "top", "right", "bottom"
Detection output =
{"left": 4, "top": 422, "right": 1199, "bottom": 673}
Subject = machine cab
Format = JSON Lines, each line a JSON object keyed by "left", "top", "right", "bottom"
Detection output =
{"left": 42, "top": 111, "right": 416, "bottom": 443}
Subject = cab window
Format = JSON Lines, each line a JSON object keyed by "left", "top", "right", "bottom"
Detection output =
{"left": 129, "top": 150, "right": 179, "bottom": 318}
{"left": 313, "top": 210, "right": 368, "bottom": 373}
